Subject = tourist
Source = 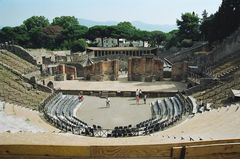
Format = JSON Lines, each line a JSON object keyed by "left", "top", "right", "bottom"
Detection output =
{"left": 136, "top": 89, "right": 139, "bottom": 97}
{"left": 78, "top": 94, "right": 84, "bottom": 102}
{"left": 120, "top": 68, "right": 123, "bottom": 74}
{"left": 143, "top": 94, "right": 147, "bottom": 104}
{"left": 80, "top": 95, "right": 84, "bottom": 102}
{"left": 106, "top": 97, "right": 110, "bottom": 107}
{"left": 136, "top": 95, "right": 140, "bottom": 105}
{"left": 139, "top": 89, "right": 142, "bottom": 98}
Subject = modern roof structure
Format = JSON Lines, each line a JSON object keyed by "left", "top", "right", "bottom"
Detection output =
{"left": 86, "top": 47, "right": 158, "bottom": 58}
{"left": 86, "top": 47, "right": 157, "bottom": 51}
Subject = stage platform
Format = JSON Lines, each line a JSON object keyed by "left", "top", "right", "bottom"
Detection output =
{"left": 53, "top": 80, "right": 186, "bottom": 97}
{"left": 75, "top": 96, "right": 161, "bottom": 129}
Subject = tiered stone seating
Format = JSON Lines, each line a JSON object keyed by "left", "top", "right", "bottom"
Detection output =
{"left": 43, "top": 93, "right": 91, "bottom": 135}
{"left": 42, "top": 93, "right": 193, "bottom": 138}
{"left": 194, "top": 76, "right": 240, "bottom": 108}
{"left": 0, "top": 50, "right": 38, "bottom": 74}
{"left": 133, "top": 94, "right": 190, "bottom": 136}
{"left": 206, "top": 53, "right": 240, "bottom": 79}
{"left": 157, "top": 99, "right": 168, "bottom": 120}
{"left": 157, "top": 103, "right": 240, "bottom": 141}
{"left": 0, "top": 65, "right": 49, "bottom": 109}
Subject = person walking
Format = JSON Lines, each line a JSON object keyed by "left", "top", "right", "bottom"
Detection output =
{"left": 136, "top": 89, "right": 139, "bottom": 97}
{"left": 136, "top": 95, "right": 140, "bottom": 105}
{"left": 139, "top": 89, "right": 142, "bottom": 98}
{"left": 80, "top": 95, "right": 84, "bottom": 102}
{"left": 143, "top": 94, "right": 147, "bottom": 104}
{"left": 106, "top": 97, "right": 110, "bottom": 107}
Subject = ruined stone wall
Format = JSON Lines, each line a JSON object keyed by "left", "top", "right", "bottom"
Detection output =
{"left": 65, "top": 65, "right": 77, "bottom": 80}
{"left": 57, "top": 64, "right": 77, "bottom": 80}
{"left": 154, "top": 59, "right": 164, "bottom": 81}
{"left": 128, "top": 58, "right": 145, "bottom": 81}
{"left": 171, "top": 61, "right": 188, "bottom": 81}
{"left": 128, "top": 57, "right": 163, "bottom": 82}
{"left": 83, "top": 60, "right": 119, "bottom": 81}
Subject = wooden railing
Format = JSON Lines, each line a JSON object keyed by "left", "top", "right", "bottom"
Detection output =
{"left": 0, "top": 139, "right": 239, "bottom": 158}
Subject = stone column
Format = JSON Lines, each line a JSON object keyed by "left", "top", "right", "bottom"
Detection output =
{"left": 128, "top": 58, "right": 132, "bottom": 81}
{"left": 141, "top": 58, "right": 146, "bottom": 81}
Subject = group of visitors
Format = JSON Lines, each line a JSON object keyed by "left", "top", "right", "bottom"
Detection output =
{"left": 136, "top": 89, "right": 147, "bottom": 105}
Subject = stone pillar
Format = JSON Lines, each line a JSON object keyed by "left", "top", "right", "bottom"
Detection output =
{"left": 99, "top": 61, "right": 103, "bottom": 77}
{"left": 59, "top": 64, "right": 66, "bottom": 74}
{"left": 183, "top": 61, "right": 188, "bottom": 81}
{"left": 73, "top": 67, "right": 77, "bottom": 80}
{"left": 128, "top": 58, "right": 132, "bottom": 81}
{"left": 114, "top": 60, "right": 119, "bottom": 80}
{"left": 141, "top": 58, "right": 146, "bottom": 81}
{"left": 49, "top": 67, "right": 53, "bottom": 75}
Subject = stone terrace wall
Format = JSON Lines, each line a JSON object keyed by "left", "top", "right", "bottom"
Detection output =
{"left": 166, "top": 42, "right": 209, "bottom": 64}
{"left": 0, "top": 44, "right": 37, "bottom": 65}
{"left": 128, "top": 57, "right": 164, "bottom": 82}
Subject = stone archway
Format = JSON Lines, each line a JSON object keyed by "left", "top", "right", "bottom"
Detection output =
{"left": 187, "top": 83, "right": 193, "bottom": 88}
{"left": 47, "top": 81, "right": 54, "bottom": 89}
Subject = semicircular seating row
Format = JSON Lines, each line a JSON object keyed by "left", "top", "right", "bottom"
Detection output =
{"left": 137, "top": 94, "right": 193, "bottom": 135}
{"left": 43, "top": 93, "right": 193, "bottom": 137}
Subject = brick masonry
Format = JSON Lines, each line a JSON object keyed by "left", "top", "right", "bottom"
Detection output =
{"left": 128, "top": 57, "right": 164, "bottom": 82}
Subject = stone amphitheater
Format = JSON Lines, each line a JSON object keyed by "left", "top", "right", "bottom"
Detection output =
{"left": 0, "top": 28, "right": 240, "bottom": 159}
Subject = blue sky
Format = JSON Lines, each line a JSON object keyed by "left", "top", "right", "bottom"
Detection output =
{"left": 0, "top": 0, "right": 222, "bottom": 27}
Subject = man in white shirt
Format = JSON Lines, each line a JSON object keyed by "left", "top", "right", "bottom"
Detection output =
{"left": 106, "top": 97, "right": 110, "bottom": 107}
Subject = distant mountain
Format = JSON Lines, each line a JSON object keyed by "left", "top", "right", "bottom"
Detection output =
{"left": 78, "top": 18, "right": 177, "bottom": 33}
{"left": 79, "top": 18, "right": 118, "bottom": 27}
{"left": 131, "top": 21, "right": 177, "bottom": 33}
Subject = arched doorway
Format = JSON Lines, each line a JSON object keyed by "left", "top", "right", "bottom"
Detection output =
{"left": 47, "top": 81, "right": 54, "bottom": 89}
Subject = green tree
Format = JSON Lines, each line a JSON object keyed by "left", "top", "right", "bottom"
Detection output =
{"left": 200, "top": 0, "right": 240, "bottom": 43}
{"left": 87, "top": 25, "right": 108, "bottom": 47}
{"left": 13, "top": 25, "right": 30, "bottom": 46}
{"left": 117, "top": 21, "right": 136, "bottom": 40}
{"left": 70, "top": 39, "right": 87, "bottom": 53}
{"left": 139, "top": 30, "right": 151, "bottom": 47}
{"left": 23, "top": 16, "right": 49, "bottom": 31}
{"left": 41, "top": 25, "right": 64, "bottom": 49}
{"left": 165, "top": 30, "right": 180, "bottom": 49}
{"left": 199, "top": 10, "right": 209, "bottom": 41}
{"left": 151, "top": 31, "right": 166, "bottom": 47}
{"left": 108, "top": 25, "right": 123, "bottom": 46}
{"left": 52, "top": 16, "right": 88, "bottom": 49}
{"left": 177, "top": 12, "right": 200, "bottom": 41}
{"left": 202, "top": 10, "right": 208, "bottom": 22}
{"left": 29, "top": 27, "right": 44, "bottom": 48}
{"left": 0, "top": 27, "right": 15, "bottom": 43}
{"left": 52, "top": 16, "right": 79, "bottom": 29}
{"left": 0, "top": 25, "right": 30, "bottom": 46}
{"left": 23, "top": 16, "right": 49, "bottom": 47}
